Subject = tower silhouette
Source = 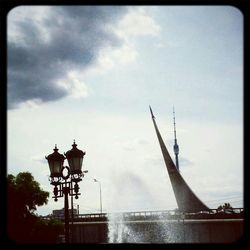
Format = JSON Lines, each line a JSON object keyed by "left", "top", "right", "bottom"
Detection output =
{"left": 149, "top": 106, "right": 209, "bottom": 213}
{"left": 173, "top": 106, "right": 179, "bottom": 171}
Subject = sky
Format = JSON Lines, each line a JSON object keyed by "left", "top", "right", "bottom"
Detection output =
{"left": 7, "top": 6, "right": 243, "bottom": 216}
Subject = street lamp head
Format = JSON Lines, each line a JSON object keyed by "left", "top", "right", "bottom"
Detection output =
{"left": 65, "top": 140, "right": 86, "bottom": 175}
{"left": 45, "top": 145, "right": 65, "bottom": 178}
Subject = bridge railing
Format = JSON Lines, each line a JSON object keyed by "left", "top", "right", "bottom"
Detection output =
{"left": 40, "top": 208, "right": 244, "bottom": 221}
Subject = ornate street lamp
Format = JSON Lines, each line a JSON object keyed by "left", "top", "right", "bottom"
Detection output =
{"left": 65, "top": 140, "right": 85, "bottom": 178}
{"left": 45, "top": 141, "right": 86, "bottom": 243}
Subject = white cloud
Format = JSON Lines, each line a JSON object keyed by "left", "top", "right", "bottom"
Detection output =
{"left": 56, "top": 71, "right": 89, "bottom": 99}
{"left": 18, "top": 98, "right": 43, "bottom": 109}
{"left": 95, "top": 44, "right": 138, "bottom": 72}
{"left": 114, "top": 7, "right": 161, "bottom": 41}
{"left": 30, "top": 154, "right": 47, "bottom": 164}
{"left": 90, "top": 7, "right": 161, "bottom": 74}
{"left": 119, "top": 138, "right": 149, "bottom": 151}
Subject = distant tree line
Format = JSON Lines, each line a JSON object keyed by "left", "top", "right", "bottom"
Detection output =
{"left": 217, "top": 203, "right": 233, "bottom": 212}
{"left": 7, "top": 172, "right": 63, "bottom": 243}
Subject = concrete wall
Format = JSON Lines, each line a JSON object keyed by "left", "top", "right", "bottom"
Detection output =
{"left": 72, "top": 223, "right": 107, "bottom": 243}
{"left": 70, "top": 219, "right": 243, "bottom": 243}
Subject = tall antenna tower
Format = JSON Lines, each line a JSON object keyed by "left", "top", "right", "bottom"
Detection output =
{"left": 173, "top": 106, "right": 180, "bottom": 171}
{"left": 149, "top": 106, "right": 209, "bottom": 212}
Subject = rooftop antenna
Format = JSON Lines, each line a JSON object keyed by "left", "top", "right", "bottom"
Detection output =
{"left": 173, "top": 106, "right": 180, "bottom": 171}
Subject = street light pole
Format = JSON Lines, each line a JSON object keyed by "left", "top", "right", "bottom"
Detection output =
{"left": 46, "top": 141, "right": 86, "bottom": 243}
{"left": 71, "top": 194, "right": 74, "bottom": 242}
{"left": 94, "top": 179, "right": 102, "bottom": 214}
{"left": 64, "top": 185, "right": 70, "bottom": 243}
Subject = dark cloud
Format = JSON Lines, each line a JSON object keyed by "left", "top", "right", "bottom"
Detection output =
{"left": 8, "top": 6, "right": 128, "bottom": 109}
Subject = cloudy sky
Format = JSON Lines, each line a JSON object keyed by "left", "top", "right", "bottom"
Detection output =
{"left": 7, "top": 6, "right": 243, "bottom": 215}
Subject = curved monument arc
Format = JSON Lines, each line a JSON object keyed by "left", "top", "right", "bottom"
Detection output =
{"left": 149, "top": 106, "right": 209, "bottom": 213}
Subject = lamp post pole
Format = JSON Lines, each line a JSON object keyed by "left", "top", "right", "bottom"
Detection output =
{"left": 71, "top": 193, "right": 74, "bottom": 242}
{"left": 64, "top": 185, "right": 70, "bottom": 243}
{"left": 94, "top": 179, "right": 102, "bottom": 214}
{"left": 46, "top": 141, "right": 86, "bottom": 243}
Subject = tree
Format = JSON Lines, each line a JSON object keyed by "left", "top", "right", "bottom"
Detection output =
{"left": 7, "top": 172, "right": 50, "bottom": 242}
{"left": 217, "top": 202, "right": 233, "bottom": 212}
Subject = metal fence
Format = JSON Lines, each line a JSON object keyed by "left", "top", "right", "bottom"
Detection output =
{"left": 41, "top": 208, "right": 244, "bottom": 222}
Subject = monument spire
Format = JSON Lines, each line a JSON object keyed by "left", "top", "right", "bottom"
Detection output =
{"left": 149, "top": 106, "right": 209, "bottom": 213}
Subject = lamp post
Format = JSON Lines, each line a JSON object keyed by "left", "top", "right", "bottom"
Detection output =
{"left": 70, "top": 169, "right": 88, "bottom": 243}
{"left": 94, "top": 179, "right": 102, "bottom": 214}
{"left": 45, "top": 141, "right": 86, "bottom": 243}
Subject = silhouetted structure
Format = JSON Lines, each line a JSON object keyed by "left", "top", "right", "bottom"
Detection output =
{"left": 149, "top": 106, "right": 209, "bottom": 213}
{"left": 45, "top": 141, "right": 86, "bottom": 243}
{"left": 172, "top": 106, "right": 180, "bottom": 171}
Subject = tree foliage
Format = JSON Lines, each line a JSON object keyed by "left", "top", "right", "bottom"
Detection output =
{"left": 7, "top": 171, "right": 63, "bottom": 242}
{"left": 8, "top": 172, "right": 49, "bottom": 217}
{"left": 217, "top": 202, "right": 233, "bottom": 211}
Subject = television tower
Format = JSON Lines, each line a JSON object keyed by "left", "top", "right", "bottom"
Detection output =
{"left": 149, "top": 106, "right": 209, "bottom": 212}
{"left": 173, "top": 106, "right": 179, "bottom": 171}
